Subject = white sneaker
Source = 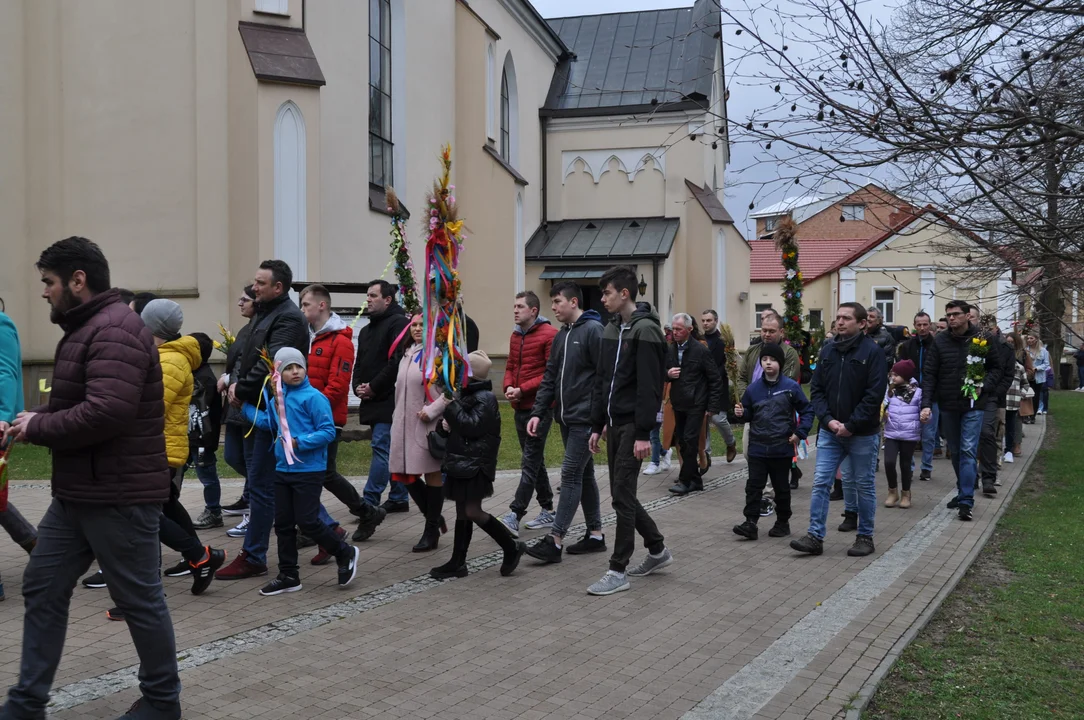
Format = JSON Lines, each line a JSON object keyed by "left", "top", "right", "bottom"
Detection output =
{"left": 660, "top": 449, "right": 673, "bottom": 470}
{"left": 1003, "top": 451, "right": 1014, "bottom": 463}
{"left": 643, "top": 462, "right": 661, "bottom": 475}
{"left": 226, "top": 514, "right": 250, "bottom": 538}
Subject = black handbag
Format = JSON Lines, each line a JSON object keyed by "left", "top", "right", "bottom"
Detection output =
{"left": 427, "top": 424, "right": 448, "bottom": 460}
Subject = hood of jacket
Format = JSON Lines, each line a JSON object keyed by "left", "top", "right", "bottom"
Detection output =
{"left": 313, "top": 312, "right": 351, "bottom": 339}
{"left": 513, "top": 316, "right": 552, "bottom": 335}
{"left": 574, "top": 309, "right": 602, "bottom": 327}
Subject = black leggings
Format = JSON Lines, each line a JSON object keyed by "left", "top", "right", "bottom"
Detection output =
{"left": 160, "top": 472, "right": 205, "bottom": 564}
{"left": 884, "top": 438, "right": 917, "bottom": 491}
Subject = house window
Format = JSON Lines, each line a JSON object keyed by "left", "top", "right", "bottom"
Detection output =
{"left": 755, "top": 303, "right": 772, "bottom": 329}
{"left": 874, "top": 289, "right": 895, "bottom": 324}
{"left": 500, "top": 70, "right": 510, "bottom": 161}
{"left": 368, "top": 0, "right": 393, "bottom": 188}
{"left": 255, "top": 0, "right": 289, "bottom": 15}
{"left": 486, "top": 43, "right": 496, "bottom": 142}
{"left": 841, "top": 204, "right": 865, "bottom": 221}
{"left": 764, "top": 216, "right": 778, "bottom": 232}
{"left": 808, "top": 309, "right": 823, "bottom": 328}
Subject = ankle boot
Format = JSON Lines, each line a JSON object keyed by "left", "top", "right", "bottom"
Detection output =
{"left": 830, "top": 477, "right": 844, "bottom": 501}
{"left": 838, "top": 511, "right": 858, "bottom": 532}
{"left": 430, "top": 517, "right": 471, "bottom": 579}
{"left": 884, "top": 489, "right": 899, "bottom": 508}
{"left": 412, "top": 486, "right": 444, "bottom": 553}
{"left": 899, "top": 490, "right": 912, "bottom": 509}
{"left": 479, "top": 516, "right": 526, "bottom": 576}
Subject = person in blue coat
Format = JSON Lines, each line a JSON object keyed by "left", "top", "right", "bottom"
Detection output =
{"left": 242, "top": 347, "right": 359, "bottom": 596}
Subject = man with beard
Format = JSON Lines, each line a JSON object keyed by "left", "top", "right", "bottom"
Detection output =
{"left": 865, "top": 306, "right": 897, "bottom": 365}
{"left": 1, "top": 237, "right": 181, "bottom": 719}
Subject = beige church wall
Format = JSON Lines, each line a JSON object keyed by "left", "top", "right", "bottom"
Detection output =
{"left": 561, "top": 158, "right": 667, "bottom": 220}
{"left": 681, "top": 198, "right": 714, "bottom": 321}
{"left": 723, "top": 224, "right": 752, "bottom": 347}
{"left": 241, "top": 0, "right": 304, "bottom": 29}
{"left": 0, "top": 0, "right": 29, "bottom": 351}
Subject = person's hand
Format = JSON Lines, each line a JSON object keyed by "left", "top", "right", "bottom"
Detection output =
{"left": 633, "top": 439, "right": 652, "bottom": 460}
{"left": 589, "top": 432, "right": 602, "bottom": 454}
{"left": 667, "top": 367, "right": 681, "bottom": 379}
{"left": 788, "top": 434, "right": 800, "bottom": 445}
{"left": 417, "top": 409, "right": 431, "bottom": 422}
{"left": 5, "top": 412, "right": 35, "bottom": 443}
{"left": 835, "top": 424, "right": 853, "bottom": 438}
{"left": 441, "top": 419, "right": 450, "bottom": 432}
{"left": 217, "top": 376, "right": 228, "bottom": 394}
{"left": 355, "top": 384, "right": 365, "bottom": 397}
{"left": 733, "top": 404, "right": 744, "bottom": 418}
{"left": 359, "top": 383, "right": 373, "bottom": 399}
{"left": 920, "top": 408, "right": 932, "bottom": 423}
{"left": 506, "top": 387, "right": 522, "bottom": 401}
{"left": 827, "top": 419, "right": 843, "bottom": 434}
{"left": 228, "top": 383, "right": 240, "bottom": 407}
{"left": 526, "top": 417, "right": 541, "bottom": 437}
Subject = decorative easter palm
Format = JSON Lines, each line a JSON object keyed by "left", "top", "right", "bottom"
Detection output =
{"left": 774, "top": 216, "right": 805, "bottom": 346}
{"left": 386, "top": 187, "right": 420, "bottom": 315}
{"left": 250, "top": 347, "right": 297, "bottom": 466}
{"left": 420, "top": 145, "right": 470, "bottom": 398}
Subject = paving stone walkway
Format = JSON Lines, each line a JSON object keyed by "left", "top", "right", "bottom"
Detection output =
{"left": 0, "top": 417, "right": 1045, "bottom": 719}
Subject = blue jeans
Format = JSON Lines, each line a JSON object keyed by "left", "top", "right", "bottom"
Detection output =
{"left": 223, "top": 424, "right": 249, "bottom": 503}
{"left": 920, "top": 402, "right": 940, "bottom": 472}
{"left": 940, "top": 409, "right": 983, "bottom": 509}
{"left": 551, "top": 423, "right": 603, "bottom": 539}
{"left": 650, "top": 422, "right": 662, "bottom": 464}
{"left": 241, "top": 428, "right": 277, "bottom": 566}
{"left": 184, "top": 449, "right": 221, "bottom": 511}
{"left": 362, "top": 423, "right": 407, "bottom": 506}
{"left": 809, "top": 432, "right": 879, "bottom": 539}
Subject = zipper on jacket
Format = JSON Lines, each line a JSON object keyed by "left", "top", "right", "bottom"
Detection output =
{"left": 559, "top": 325, "right": 571, "bottom": 425}
{"left": 606, "top": 324, "right": 626, "bottom": 427}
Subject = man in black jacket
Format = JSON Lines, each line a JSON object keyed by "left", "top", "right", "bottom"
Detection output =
{"left": 701, "top": 310, "right": 738, "bottom": 463}
{"left": 919, "top": 300, "right": 1005, "bottom": 521}
{"left": 898, "top": 311, "right": 938, "bottom": 480}
{"left": 865, "top": 306, "right": 897, "bottom": 365}
{"left": 791, "top": 302, "right": 887, "bottom": 558}
{"left": 666, "top": 314, "right": 723, "bottom": 495}
{"left": 353, "top": 280, "right": 411, "bottom": 511}
{"left": 218, "top": 260, "right": 309, "bottom": 580}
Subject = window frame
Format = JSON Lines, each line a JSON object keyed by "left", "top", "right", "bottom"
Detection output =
{"left": 368, "top": 0, "right": 394, "bottom": 189}
{"left": 755, "top": 303, "right": 772, "bottom": 329}
{"left": 500, "top": 69, "right": 510, "bottom": 161}
{"left": 873, "top": 287, "right": 897, "bottom": 324}
{"left": 808, "top": 309, "right": 823, "bottom": 329}
{"left": 764, "top": 216, "right": 778, "bottom": 232}
{"left": 841, "top": 204, "right": 865, "bottom": 221}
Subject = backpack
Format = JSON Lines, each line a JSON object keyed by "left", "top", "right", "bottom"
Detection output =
{"left": 188, "top": 363, "right": 222, "bottom": 453}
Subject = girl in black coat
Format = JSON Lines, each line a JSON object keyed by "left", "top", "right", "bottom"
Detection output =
{"left": 430, "top": 351, "right": 526, "bottom": 580}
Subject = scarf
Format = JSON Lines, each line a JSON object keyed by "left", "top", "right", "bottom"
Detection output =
{"left": 832, "top": 331, "right": 862, "bottom": 356}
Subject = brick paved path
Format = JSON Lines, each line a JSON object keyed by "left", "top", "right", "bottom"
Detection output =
{"left": 0, "top": 417, "right": 1045, "bottom": 719}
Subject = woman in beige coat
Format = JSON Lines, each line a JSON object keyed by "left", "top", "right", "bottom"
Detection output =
{"left": 390, "top": 314, "right": 449, "bottom": 552}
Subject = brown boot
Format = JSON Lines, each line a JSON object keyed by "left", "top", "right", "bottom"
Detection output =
{"left": 884, "top": 489, "right": 899, "bottom": 508}
{"left": 726, "top": 445, "right": 737, "bottom": 463}
{"left": 899, "top": 490, "right": 911, "bottom": 509}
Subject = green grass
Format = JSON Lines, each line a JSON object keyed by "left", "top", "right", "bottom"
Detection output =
{"left": 865, "top": 390, "right": 1084, "bottom": 719}
{"left": 6, "top": 401, "right": 744, "bottom": 481}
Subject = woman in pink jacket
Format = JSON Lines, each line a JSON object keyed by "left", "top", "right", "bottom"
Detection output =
{"left": 389, "top": 314, "right": 449, "bottom": 552}
{"left": 882, "top": 359, "right": 922, "bottom": 509}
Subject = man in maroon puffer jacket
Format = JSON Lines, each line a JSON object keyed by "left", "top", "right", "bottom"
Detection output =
{"left": 498, "top": 291, "right": 558, "bottom": 537}
{"left": 1, "top": 237, "right": 181, "bottom": 720}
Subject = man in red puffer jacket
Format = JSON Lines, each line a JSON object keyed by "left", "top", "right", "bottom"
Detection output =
{"left": 498, "top": 291, "right": 559, "bottom": 537}
{"left": 300, "top": 285, "right": 386, "bottom": 550}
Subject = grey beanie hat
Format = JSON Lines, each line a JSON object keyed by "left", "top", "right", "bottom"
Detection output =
{"left": 141, "top": 299, "right": 183, "bottom": 341}
{"left": 274, "top": 346, "right": 307, "bottom": 372}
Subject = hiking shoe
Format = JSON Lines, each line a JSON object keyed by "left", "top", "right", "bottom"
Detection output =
{"left": 768, "top": 522, "right": 791, "bottom": 538}
{"left": 351, "top": 504, "right": 387, "bottom": 542}
{"left": 919, "top": 469, "right": 931, "bottom": 481}
{"left": 259, "top": 575, "right": 302, "bottom": 596}
{"left": 524, "top": 509, "right": 556, "bottom": 530}
{"left": 838, "top": 511, "right": 858, "bottom": 532}
{"left": 947, "top": 497, "right": 960, "bottom": 509}
{"left": 336, "top": 545, "right": 360, "bottom": 587}
{"left": 116, "top": 696, "right": 182, "bottom": 720}
{"left": 848, "top": 535, "right": 875, "bottom": 557}
{"left": 192, "top": 508, "right": 223, "bottom": 530}
{"left": 226, "top": 513, "right": 250, "bottom": 538}
{"left": 313, "top": 527, "right": 348, "bottom": 565}
{"left": 525, "top": 535, "right": 563, "bottom": 564}
{"left": 959, "top": 505, "right": 973, "bottom": 521}
{"left": 829, "top": 485, "right": 844, "bottom": 501}
{"left": 566, "top": 532, "right": 607, "bottom": 555}
{"left": 982, "top": 483, "right": 997, "bottom": 496}
{"left": 498, "top": 511, "right": 521, "bottom": 538}
{"left": 732, "top": 520, "right": 758, "bottom": 540}
{"left": 382, "top": 500, "right": 410, "bottom": 514}
{"left": 627, "top": 548, "right": 673, "bottom": 577}
{"left": 222, "top": 497, "right": 249, "bottom": 516}
{"left": 500, "top": 541, "right": 527, "bottom": 577}
{"left": 430, "top": 561, "right": 468, "bottom": 580}
{"left": 82, "top": 570, "right": 106, "bottom": 589}
{"left": 643, "top": 462, "right": 661, "bottom": 475}
{"left": 190, "top": 547, "right": 226, "bottom": 596}
{"left": 163, "top": 559, "right": 191, "bottom": 578}
{"left": 790, "top": 534, "right": 824, "bottom": 555}
{"left": 215, "top": 550, "right": 268, "bottom": 580}
{"left": 587, "top": 570, "right": 630, "bottom": 596}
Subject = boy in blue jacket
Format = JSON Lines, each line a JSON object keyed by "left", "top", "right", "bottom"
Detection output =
{"left": 732, "top": 343, "right": 813, "bottom": 540}
{"left": 242, "top": 347, "right": 360, "bottom": 595}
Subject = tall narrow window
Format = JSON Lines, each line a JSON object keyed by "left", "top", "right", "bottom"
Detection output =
{"left": 369, "top": 0, "right": 393, "bottom": 187}
{"left": 874, "top": 289, "right": 895, "bottom": 323}
{"left": 486, "top": 43, "right": 496, "bottom": 141}
{"left": 500, "top": 70, "right": 510, "bottom": 161}
{"left": 274, "top": 102, "right": 307, "bottom": 296}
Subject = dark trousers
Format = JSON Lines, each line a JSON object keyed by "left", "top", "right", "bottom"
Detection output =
{"left": 978, "top": 404, "right": 1000, "bottom": 486}
{"left": 744, "top": 456, "right": 792, "bottom": 523}
{"left": 884, "top": 438, "right": 917, "bottom": 491}
{"left": 510, "top": 408, "right": 554, "bottom": 516}
{"left": 2, "top": 500, "right": 179, "bottom": 717}
{"left": 160, "top": 470, "right": 205, "bottom": 564}
{"left": 223, "top": 424, "right": 248, "bottom": 502}
{"left": 606, "top": 423, "right": 665, "bottom": 573}
{"left": 1004, "top": 410, "right": 1018, "bottom": 451}
{"left": 672, "top": 409, "right": 703, "bottom": 488}
{"left": 322, "top": 432, "right": 364, "bottom": 514}
{"left": 274, "top": 471, "right": 347, "bottom": 579}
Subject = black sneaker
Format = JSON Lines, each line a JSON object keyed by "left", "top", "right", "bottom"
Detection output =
{"left": 732, "top": 520, "right": 758, "bottom": 540}
{"left": 790, "top": 534, "right": 824, "bottom": 555}
{"left": 82, "top": 570, "right": 106, "bottom": 589}
{"left": 221, "top": 497, "right": 249, "bottom": 516}
{"left": 768, "top": 522, "right": 791, "bottom": 538}
{"left": 525, "top": 536, "right": 563, "bottom": 564}
{"left": 837, "top": 511, "right": 858, "bottom": 532}
{"left": 259, "top": 575, "right": 302, "bottom": 596}
{"left": 163, "top": 559, "right": 191, "bottom": 578}
{"left": 117, "top": 696, "right": 182, "bottom": 720}
{"left": 982, "top": 483, "right": 997, "bottom": 496}
{"left": 919, "top": 469, "right": 931, "bottom": 481}
{"left": 190, "top": 547, "right": 226, "bottom": 596}
{"left": 790, "top": 465, "right": 802, "bottom": 490}
{"left": 192, "top": 508, "right": 223, "bottom": 530}
{"left": 848, "top": 534, "right": 875, "bottom": 557}
{"left": 668, "top": 483, "right": 691, "bottom": 495}
{"left": 382, "top": 500, "right": 410, "bottom": 513}
{"left": 336, "top": 545, "right": 360, "bottom": 587}
{"left": 500, "top": 541, "right": 526, "bottom": 577}
{"left": 352, "top": 504, "right": 387, "bottom": 542}
{"left": 959, "top": 505, "right": 973, "bottom": 521}
{"left": 565, "top": 532, "right": 607, "bottom": 555}
{"left": 106, "top": 607, "right": 125, "bottom": 621}
{"left": 947, "top": 497, "right": 960, "bottom": 509}
{"left": 430, "top": 561, "right": 468, "bottom": 580}
{"left": 759, "top": 497, "right": 776, "bottom": 517}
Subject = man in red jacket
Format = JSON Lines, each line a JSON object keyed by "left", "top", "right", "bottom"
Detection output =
{"left": 498, "top": 291, "right": 559, "bottom": 537}
{"left": 300, "top": 285, "right": 386, "bottom": 553}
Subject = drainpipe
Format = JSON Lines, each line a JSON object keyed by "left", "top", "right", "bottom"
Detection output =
{"left": 540, "top": 115, "right": 548, "bottom": 223}
{"left": 652, "top": 259, "right": 659, "bottom": 310}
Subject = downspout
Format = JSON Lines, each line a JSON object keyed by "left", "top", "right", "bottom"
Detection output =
{"left": 653, "top": 259, "right": 659, "bottom": 310}
{"left": 541, "top": 115, "right": 548, "bottom": 223}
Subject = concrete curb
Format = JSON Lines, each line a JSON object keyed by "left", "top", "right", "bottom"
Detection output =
{"left": 845, "top": 416, "right": 1048, "bottom": 720}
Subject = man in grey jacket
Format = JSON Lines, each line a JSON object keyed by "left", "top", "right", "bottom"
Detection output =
{"left": 524, "top": 282, "right": 607, "bottom": 563}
